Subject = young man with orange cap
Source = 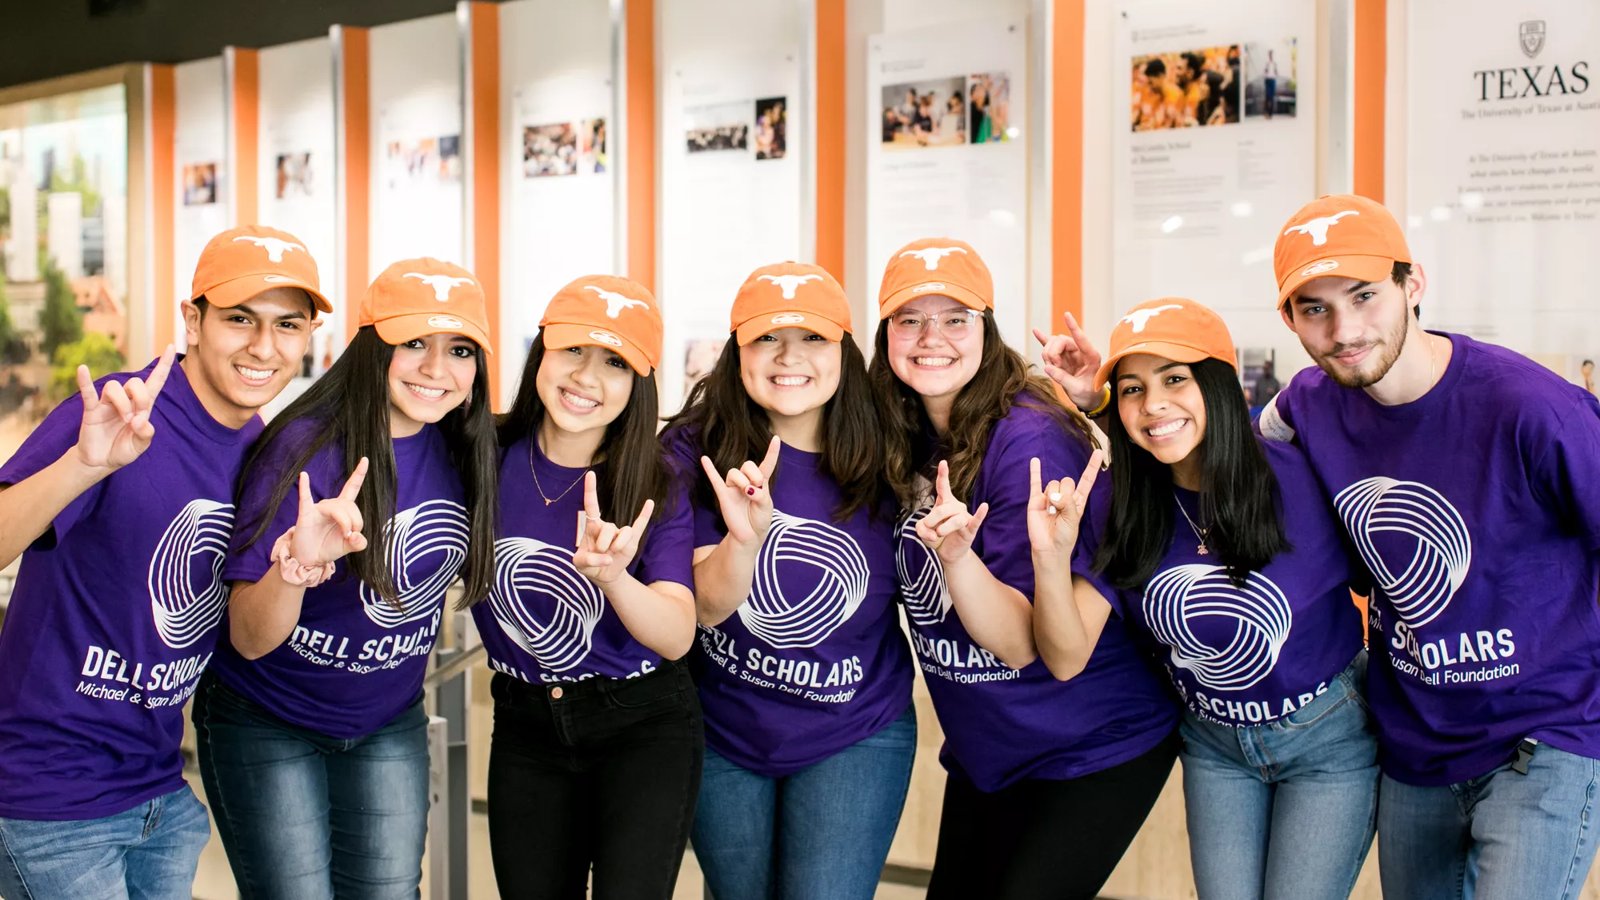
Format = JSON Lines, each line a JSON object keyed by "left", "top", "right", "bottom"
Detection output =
{"left": 193, "top": 257, "right": 498, "bottom": 899}
{"left": 1260, "top": 194, "right": 1600, "bottom": 897}
{"left": 0, "top": 226, "right": 329, "bottom": 899}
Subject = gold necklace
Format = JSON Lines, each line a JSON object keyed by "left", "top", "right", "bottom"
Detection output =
{"left": 1174, "top": 491, "right": 1211, "bottom": 556}
{"left": 529, "top": 438, "right": 588, "bottom": 507}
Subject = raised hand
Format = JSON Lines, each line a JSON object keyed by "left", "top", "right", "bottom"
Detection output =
{"left": 74, "top": 345, "right": 176, "bottom": 471}
{"left": 288, "top": 457, "right": 370, "bottom": 566}
{"left": 699, "top": 435, "right": 781, "bottom": 546}
{"left": 916, "top": 460, "right": 990, "bottom": 565}
{"left": 574, "top": 471, "right": 655, "bottom": 584}
{"left": 1027, "top": 450, "right": 1103, "bottom": 560}
{"left": 1032, "top": 311, "right": 1105, "bottom": 411}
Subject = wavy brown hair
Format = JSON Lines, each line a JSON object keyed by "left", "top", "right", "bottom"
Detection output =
{"left": 868, "top": 309, "right": 1097, "bottom": 508}
{"left": 662, "top": 334, "right": 887, "bottom": 522}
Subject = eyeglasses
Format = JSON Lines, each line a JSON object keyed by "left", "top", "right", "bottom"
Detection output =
{"left": 887, "top": 308, "right": 982, "bottom": 339}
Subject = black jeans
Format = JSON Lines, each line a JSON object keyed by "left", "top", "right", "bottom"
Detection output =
{"left": 927, "top": 730, "right": 1180, "bottom": 900}
{"left": 486, "top": 662, "right": 703, "bottom": 900}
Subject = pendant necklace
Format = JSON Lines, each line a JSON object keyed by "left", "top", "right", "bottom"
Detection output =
{"left": 1174, "top": 491, "right": 1212, "bottom": 556}
{"left": 529, "top": 438, "right": 588, "bottom": 506}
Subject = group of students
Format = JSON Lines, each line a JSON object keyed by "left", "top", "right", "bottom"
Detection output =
{"left": 0, "top": 192, "right": 1597, "bottom": 900}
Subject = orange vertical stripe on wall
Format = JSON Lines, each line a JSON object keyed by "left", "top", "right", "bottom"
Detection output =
{"left": 339, "top": 27, "right": 372, "bottom": 340}
{"left": 1353, "top": 0, "right": 1387, "bottom": 201}
{"left": 150, "top": 65, "right": 176, "bottom": 354}
{"left": 1051, "top": 0, "right": 1086, "bottom": 327}
{"left": 228, "top": 48, "right": 260, "bottom": 226}
{"left": 624, "top": 0, "right": 656, "bottom": 294}
{"left": 467, "top": 2, "right": 503, "bottom": 407}
{"left": 814, "top": 0, "right": 846, "bottom": 282}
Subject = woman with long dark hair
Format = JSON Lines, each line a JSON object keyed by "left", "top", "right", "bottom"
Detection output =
{"left": 661, "top": 263, "right": 914, "bottom": 899}
{"left": 870, "top": 239, "right": 1179, "bottom": 899}
{"left": 194, "top": 258, "right": 499, "bottom": 898}
{"left": 1031, "top": 297, "right": 1376, "bottom": 899}
{"left": 474, "top": 276, "right": 700, "bottom": 899}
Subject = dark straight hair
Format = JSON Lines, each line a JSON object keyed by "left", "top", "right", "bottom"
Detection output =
{"left": 662, "top": 333, "right": 888, "bottom": 523}
{"left": 496, "top": 333, "right": 667, "bottom": 544}
{"left": 867, "top": 308, "right": 1097, "bottom": 509}
{"left": 239, "top": 326, "right": 499, "bottom": 607}
{"left": 1093, "top": 357, "right": 1289, "bottom": 589}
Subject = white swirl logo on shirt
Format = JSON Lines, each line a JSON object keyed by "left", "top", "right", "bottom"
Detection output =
{"left": 1143, "top": 564, "right": 1293, "bottom": 691}
{"left": 148, "top": 499, "right": 237, "bottom": 649}
{"left": 1335, "top": 477, "right": 1471, "bottom": 629}
{"left": 489, "top": 537, "right": 604, "bottom": 672}
{"left": 896, "top": 507, "right": 952, "bottom": 626}
{"left": 360, "top": 500, "right": 469, "bottom": 628}
{"left": 739, "top": 511, "right": 870, "bottom": 648}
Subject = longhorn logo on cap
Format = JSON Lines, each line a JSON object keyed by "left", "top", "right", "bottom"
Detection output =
{"left": 899, "top": 246, "right": 967, "bottom": 270}
{"left": 1120, "top": 304, "right": 1183, "bottom": 333}
{"left": 233, "top": 235, "right": 306, "bottom": 263}
{"left": 1283, "top": 211, "right": 1358, "bottom": 247}
{"left": 405, "top": 273, "right": 475, "bottom": 301}
{"left": 583, "top": 285, "right": 649, "bottom": 318}
{"left": 757, "top": 273, "right": 822, "bottom": 300}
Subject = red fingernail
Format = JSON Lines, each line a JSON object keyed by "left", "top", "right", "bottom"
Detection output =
{"left": 746, "top": 487, "right": 756, "bottom": 496}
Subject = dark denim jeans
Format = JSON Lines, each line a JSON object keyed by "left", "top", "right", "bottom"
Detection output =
{"left": 486, "top": 661, "right": 703, "bottom": 900}
{"left": 192, "top": 672, "right": 430, "bottom": 900}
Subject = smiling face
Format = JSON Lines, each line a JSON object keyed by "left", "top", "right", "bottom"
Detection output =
{"left": 1115, "top": 353, "right": 1208, "bottom": 480}
{"left": 182, "top": 287, "right": 320, "bottom": 427}
{"left": 536, "top": 343, "right": 635, "bottom": 443}
{"left": 387, "top": 333, "right": 480, "bottom": 437}
{"left": 1283, "top": 274, "right": 1413, "bottom": 389}
{"left": 884, "top": 295, "right": 984, "bottom": 412}
{"left": 739, "top": 328, "right": 841, "bottom": 426}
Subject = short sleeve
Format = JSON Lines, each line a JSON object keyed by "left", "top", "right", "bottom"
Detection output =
{"left": 635, "top": 476, "right": 696, "bottom": 592}
{"left": 972, "top": 408, "right": 1091, "bottom": 598}
{"left": 661, "top": 426, "right": 725, "bottom": 549}
{"left": 0, "top": 391, "right": 102, "bottom": 546}
{"left": 1256, "top": 370, "right": 1302, "bottom": 443}
{"left": 1531, "top": 404, "right": 1600, "bottom": 553}
{"left": 223, "top": 424, "right": 333, "bottom": 584}
{"left": 1070, "top": 474, "right": 1124, "bottom": 615}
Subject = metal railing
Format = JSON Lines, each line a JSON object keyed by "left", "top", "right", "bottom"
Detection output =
{"left": 422, "top": 610, "right": 483, "bottom": 900}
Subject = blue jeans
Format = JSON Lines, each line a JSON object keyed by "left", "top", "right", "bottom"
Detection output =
{"left": 1378, "top": 741, "right": 1600, "bottom": 899}
{"left": 192, "top": 672, "right": 430, "bottom": 900}
{"left": 0, "top": 784, "right": 210, "bottom": 900}
{"left": 1180, "top": 653, "right": 1378, "bottom": 900}
{"left": 692, "top": 706, "right": 916, "bottom": 900}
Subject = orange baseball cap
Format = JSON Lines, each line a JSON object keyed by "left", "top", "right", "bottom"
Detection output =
{"left": 1274, "top": 194, "right": 1412, "bottom": 307}
{"left": 730, "top": 262, "right": 851, "bottom": 345}
{"left": 877, "top": 238, "right": 994, "bottom": 318}
{"left": 358, "top": 258, "right": 493, "bottom": 353}
{"left": 1095, "top": 297, "right": 1236, "bottom": 390}
{"left": 190, "top": 225, "right": 331, "bottom": 313}
{"left": 540, "top": 275, "right": 663, "bottom": 375}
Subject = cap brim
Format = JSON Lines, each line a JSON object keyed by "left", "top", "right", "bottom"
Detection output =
{"left": 543, "top": 322, "right": 652, "bottom": 375}
{"left": 374, "top": 313, "right": 494, "bottom": 355}
{"left": 1276, "top": 254, "right": 1395, "bottom": 308}
{"left": 1095, "top": 341, "right": 1223, "bottom": 392}
{"left": 198, "top": 272, "right": 333, "bottom": 314}
{"left": 734, "top": 312, "right": 846, "bottom": 346}
{"left": 878, "top": 282, "right": 990, "bottom": 319}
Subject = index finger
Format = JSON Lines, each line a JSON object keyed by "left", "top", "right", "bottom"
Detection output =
{"left": 758, "top": 435, "right": 781, "bottom": 478}
{"left": 583, "top": 470, "right": 602, "bottom": 519}
{"left": 1031, "top": 327, "right": 1050, "bottom": 349}
{"left": 339, "top": 456, "right": 370, "bottom": 502}
{"left": 630, "top": 498, "right": 656, "bottom": 533}
{"left": 1064, "top": 310, "right": 1091, "bottom": 343}
{"left": 144, "top": 345, "right": 177, "bottom": 399}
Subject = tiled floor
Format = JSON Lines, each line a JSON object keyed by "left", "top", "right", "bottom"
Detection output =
{"left": 189, "top": 776, "right": 927, "bottom": 899}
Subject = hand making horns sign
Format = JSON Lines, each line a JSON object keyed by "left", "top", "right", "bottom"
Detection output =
{"left": 1027, "top": 450, "right": 1104, "bottom": 559}
{"left": 1032, "top": 311, "right": 1104, "bottom": 409}
{"left": 916, "top": 460, "right": 991, "bottom": 565}
{"left": 286, "top": 457, "right": 371, "bottom": 566}
{"left": 699, "top": 435, "right": 781, "bottom": 545}
{"left": 74, "top": 344, "right": 176, "bottom": 471}
{"left": 574, "top": 470, "right": 656, "bottom": 585}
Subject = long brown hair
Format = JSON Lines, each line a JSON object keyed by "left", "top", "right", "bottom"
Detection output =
{"left": 868, "top": 309, "right": 1097, "bottom": 507}
{"left": 663, "top": 334, "right": 887, "bottom": 522}
{"left": 495, "top": 334, "right": 668, "bottom": 553}
{"left": 239, "top": 327, "right": 499, "bottom": 608}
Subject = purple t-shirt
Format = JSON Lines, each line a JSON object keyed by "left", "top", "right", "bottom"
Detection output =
{"left": 898, "top": 400, "right": 1178, "bottom": 792}
{"left": 1104, "top": 439, "right": 1364, "bottom": 727}
{"left": 473, "top": 436, "right": 694, "bottom": 685}
{"left": 1262, "top": 332, "right": 1600, "bottom": 785}
{"left": 0, "top": 358, "right": 260, "bottom": 819}
{"left": 666, "top": 432, "right": 914, "bottom": 777}
{"left": 209, "top": 421, "right": 468, "bottom": 739}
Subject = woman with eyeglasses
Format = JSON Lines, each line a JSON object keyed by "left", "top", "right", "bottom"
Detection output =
{"left": 869, "top": 239, "right": 1179, "bottom": 899}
